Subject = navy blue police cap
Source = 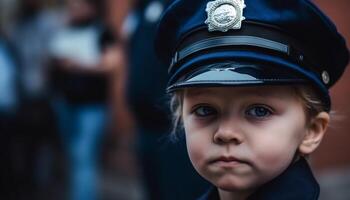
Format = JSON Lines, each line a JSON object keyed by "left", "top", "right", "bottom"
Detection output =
{"left": 155, "top": 0, "right": 349, "bottom": 111}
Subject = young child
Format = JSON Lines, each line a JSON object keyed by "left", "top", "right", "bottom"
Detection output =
{"left": 154, "top": 0, "right": 349, "bottom": 199}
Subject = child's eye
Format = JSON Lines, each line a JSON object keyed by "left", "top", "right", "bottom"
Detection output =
{"left": 245, "top": 105, "right": 273, "bottom": 119}
{"left": 192, "top": 105, "right": 217, "bottom": 117}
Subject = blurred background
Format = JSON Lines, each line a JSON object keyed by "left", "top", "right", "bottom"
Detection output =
{"left": 0, "top": 0, "right": 349, "bottom": 200}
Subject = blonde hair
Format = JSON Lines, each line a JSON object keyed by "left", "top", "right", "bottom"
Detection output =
{"left": 169, "top": 85, "right": 329, "bottom": 138}
{"left": 170, "top": 91, "right": 184, "bottom": 139}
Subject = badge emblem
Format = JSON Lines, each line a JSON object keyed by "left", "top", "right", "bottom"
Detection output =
{"left": 205, "top": 0, "right": 246, "bottom": 32}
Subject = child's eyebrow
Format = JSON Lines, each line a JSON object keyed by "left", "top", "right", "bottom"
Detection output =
{"left": 242, "top": 90, "right": 282, "bottom": 98}
{"left": 185, "top": 88, "right": 215, "bottom": 97}
{"left": 235, "top": 91, "right": 294, "bottom": 102}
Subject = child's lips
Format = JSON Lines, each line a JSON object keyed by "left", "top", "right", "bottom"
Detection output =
{"left": 209, "top": 156, "right": 248, "bottom": 167}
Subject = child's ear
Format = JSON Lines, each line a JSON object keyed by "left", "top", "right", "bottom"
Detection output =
{"left": 299, "top": 112, "right": 330, "bottom": 155}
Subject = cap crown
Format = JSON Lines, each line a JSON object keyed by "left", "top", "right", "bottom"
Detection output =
{"left": 155, "top": 0, "right": 349, "bottom": 87}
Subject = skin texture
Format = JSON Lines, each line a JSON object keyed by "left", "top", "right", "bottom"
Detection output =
{"left": 181, "top": 86, "right": 329, "bottom": 200}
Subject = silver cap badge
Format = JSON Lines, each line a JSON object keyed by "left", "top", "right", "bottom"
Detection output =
{"left": 205, "top": 0, "right": 246, "bottom": 32}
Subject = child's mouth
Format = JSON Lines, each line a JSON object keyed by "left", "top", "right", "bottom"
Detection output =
{"left": 210, "top": 156, "right": 248, "bottom": 167}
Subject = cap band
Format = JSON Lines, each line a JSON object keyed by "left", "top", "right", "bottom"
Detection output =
{"left": 168, "top": 23, "right": 323, "bottom": 79}
{"left": 169, "top": 35, "right": 289, "bottom": 73}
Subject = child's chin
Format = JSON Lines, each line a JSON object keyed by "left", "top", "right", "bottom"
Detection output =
{"left": 215, "top": 178, "right": 256, "bottom": 192}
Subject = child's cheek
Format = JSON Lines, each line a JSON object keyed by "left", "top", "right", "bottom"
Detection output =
{"left": 185, "top": 130, "right": 206, "bottom": 162}
{"left": 246, "top": 116, "right": 305, "bottom": 173}
{"left": 184, "top": 121, "right": 214, "bottom": 173}
{"left": 250, "top": 135, "right": 299, "bottom": 178}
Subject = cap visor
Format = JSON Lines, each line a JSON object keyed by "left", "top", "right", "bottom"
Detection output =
{"left": 167, "top": 50, "right": 324, "bottom": 92}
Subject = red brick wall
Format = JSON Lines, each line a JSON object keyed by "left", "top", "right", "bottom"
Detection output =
{"left": 312, "top": 0, "right": 350, "bottom": 172}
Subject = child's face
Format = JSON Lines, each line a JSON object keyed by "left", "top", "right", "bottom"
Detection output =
{"left": 182, "top": 86, "right": 312, "bottom": 192}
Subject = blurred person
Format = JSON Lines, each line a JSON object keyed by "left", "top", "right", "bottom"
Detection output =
{"left": 125, "top": 0, "right": 210, "bottom": 199}
{"left": 0, "top": 34, "right": 18, "bottom": 116}
{"left": 10, "top": 1, "right": 65, "bottom": 199}
{"left": 11, "top": 0, "right": 64, "bottom": 100}
{"left": 0, "top": 31, "right": 20, "bottom": 200}
{"left": 48, "top": 0, "right": 116, "bottom": 199}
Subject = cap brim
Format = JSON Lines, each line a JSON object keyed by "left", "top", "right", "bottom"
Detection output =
{"left": 167, "top": 62, "right": 307, "bottom": 92}
{"left": 167, "top": 50, "right": 327, "bottom": 94}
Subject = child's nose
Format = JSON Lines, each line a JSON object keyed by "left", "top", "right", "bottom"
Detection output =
{"left": 213, "top": 119, "right": 244, "bottom": 145}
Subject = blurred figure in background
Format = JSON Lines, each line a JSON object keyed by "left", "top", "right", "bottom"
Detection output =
{"left": 48, "top": 0, "right": 116, "bottom": 199}
{"left": 125, "top": 0, "right": 209, "bottom": 199}
{"left": 0, "top": 34, "right": 18, "bottom": 127}
{"left": 10, "top": 0, "right": 64, "bottom": 199}
{"left": 0, "top": 30, "right": 20, "bottom": 199}
{"left": 12, "top": 0, "right": 63, "bottom": 100}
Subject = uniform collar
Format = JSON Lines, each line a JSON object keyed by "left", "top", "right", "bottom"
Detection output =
{"left": 197, "top": 157, "right": 319, "bottom": 200}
